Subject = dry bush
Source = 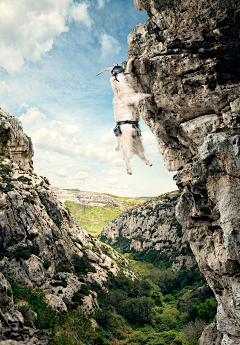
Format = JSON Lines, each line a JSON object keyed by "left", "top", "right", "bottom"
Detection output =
{"left": 179, "top": 319, "right": 207, "bottom": 345}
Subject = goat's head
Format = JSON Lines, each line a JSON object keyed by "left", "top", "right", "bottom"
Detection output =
{"left": 96, "top": 63, "right": 129, "bottom": 83}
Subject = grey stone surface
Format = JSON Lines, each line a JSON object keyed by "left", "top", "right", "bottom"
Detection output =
{"left": 130, "top": 0, "right": 240, "bottom": 343}
{"left": 0, "top": 107, "right": 136, "bottom": 343}
{"left": 0, "top": 108, "right": 33, "bottom": 171}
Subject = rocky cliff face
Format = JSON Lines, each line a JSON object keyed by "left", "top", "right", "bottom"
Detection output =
{"left": 129, "top": 0, "right": 240, "bottom": 343}
{"left": 0, "top": 108, "right": 33, "bottom": 171}
{"left": 101, "top": 191, "right": 196, "bottom": 272}
{"left": 0, "top": 109, "right": 135, "bottom": 343}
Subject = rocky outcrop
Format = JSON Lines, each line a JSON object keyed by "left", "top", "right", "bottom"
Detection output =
{"left": 0, "top": 155, "right": 134, "bottom": 311}
{"left": 0, "top": 108, "right": 33, "bottom": 171}
{"left": 0, "top": 272, "right": 49, "bottom": 344}
{"left": 0, "top": 109, "right": 135, "bottom": 341}
{"left": 101, "top": 191, "right": 196, "bottom": 272}
{"left": 129, "top": 0, "right": 240, "bottom": 343}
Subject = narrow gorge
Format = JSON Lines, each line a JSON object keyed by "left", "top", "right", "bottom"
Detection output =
{"left": 127, "top": 0, "right": 240, "bottom": 343}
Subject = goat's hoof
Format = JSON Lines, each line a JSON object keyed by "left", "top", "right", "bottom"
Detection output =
{"left": 146, "top": 162, "right": 153, "bottom": 166}
{"left": 127, "top": 170, "right": 132, "bottom": 175}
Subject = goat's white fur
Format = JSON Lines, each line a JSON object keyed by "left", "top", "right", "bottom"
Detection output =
{"left": 97, "top": 58, "right": 153, "bottom": 175}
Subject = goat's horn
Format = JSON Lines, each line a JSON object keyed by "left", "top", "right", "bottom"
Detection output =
{"left": 95, "top": 67, "right": 113, "bottom": 76}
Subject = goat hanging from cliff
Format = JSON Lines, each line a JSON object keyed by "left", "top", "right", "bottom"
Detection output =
{"left": 96, "top": 57, "right": 153, "bottom": 175}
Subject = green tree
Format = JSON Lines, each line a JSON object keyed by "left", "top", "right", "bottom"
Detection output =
{"left": 124, "top": 296, "right": 154, "bottom": 326}
{"left": 160, "top": 308, "right": 180, "bottom": 330}
{"left": 197, "top": 297, "right": 217, "bottom": 322}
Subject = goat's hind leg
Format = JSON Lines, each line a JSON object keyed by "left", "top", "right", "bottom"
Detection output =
{"left": 135, "top": 140, "right": 153, "bottom": 167}
{"left": 119, "top": 139, "right": 133, "bottom": 175}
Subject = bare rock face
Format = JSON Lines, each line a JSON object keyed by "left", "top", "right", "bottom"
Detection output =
{"left": 0, "top": 108, "right": 33, "bottom": 171}
{"left": 0, "top": 108, "right": 135, "bottom": 337}
{"left": 101, "top": 191, "right": 196, "bottom": 272}
{"left": 129, "top": 0, "right": 240, "bottom": 343}
{"left": 0, "top": 272, "right": 49, "bottom": 344}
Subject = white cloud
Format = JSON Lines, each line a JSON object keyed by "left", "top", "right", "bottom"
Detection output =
{"left": 78, "top": 166, "right": 90, "bottom": 171}
{"left": 101, "top": 129, "right": 115, "bottom": 145}
{"left": 56, "top": 168, "right": 68, "bottom": 177}
{"left": 100, "top": 34, "right": 121, "bottom": 59}
{"left": 70, "top": 3, "right": 92, "bottom": 27}
{"left": 32, "top": 127, "right": 123, "bottom": 165}
{"left": 92, "top": 178, "right": 97, "bottom": 182}
{"left": 97, "top": 0, "right": 110, "bottom": 9}
{"left": 18, "top": 102, "right": 29, "bottom": 112}
{"left": 99, "top": 170, "right": 107, "bottom": 174}
{"left": 51, "top": 120, "right": 62, "bottom": 127}
{"left": 32, "top": 128, "right": 86, "bottom": 156}
{"left": 108, "top": 169, "right": 121, "bottom": 175}
{"left": 0, "top": 0, "right": 93, "bottom": 73}
{"left": 99, "top": 169, "right": 121, "bottom": 175}
{"left": 19, "top": 107, "right": 46, "bottom": 127}
{"left": 64, "top": 124, "right": 79, "bottom": 134}
{"left": 142, "top": 132, "right": 156, "bottom": 145}
{"left": 103, "top": 177, "right": 118, "bottom": 184}
{"left": 0, "top": 80, "right": 11, "bottom": 99}
{"left": 74, "top": 171, "right": 89, "bottom": 180}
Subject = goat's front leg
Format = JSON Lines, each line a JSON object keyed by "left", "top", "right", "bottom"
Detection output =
{"left": 125, "top": 57, "right": 136, "bottom": 74}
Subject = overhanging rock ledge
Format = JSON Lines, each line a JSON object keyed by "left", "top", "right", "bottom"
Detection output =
{"left": 129, "top": 0, "right": 240, "bottom": 344}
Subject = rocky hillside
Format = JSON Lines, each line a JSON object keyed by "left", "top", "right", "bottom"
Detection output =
{"left": 101, "top": 191, "right": 196, "bottom": 272}
{"left": 0, "top": 107, "right": 135, "bottom": 343}
{"left": 128, "top": 0, "right": 240, "bottom": 344}
{"left": 54, "top": 188, "right": 125, "bottom": 208}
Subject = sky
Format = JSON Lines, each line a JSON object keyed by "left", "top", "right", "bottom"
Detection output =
{"left": 0, "top": 0, "right": 177, "bottom": 197}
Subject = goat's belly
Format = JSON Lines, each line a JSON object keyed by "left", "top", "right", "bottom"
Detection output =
{"left": 113, "top": 101, "right": 136, "bottom": 122}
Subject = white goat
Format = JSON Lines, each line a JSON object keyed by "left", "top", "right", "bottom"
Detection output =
{"left": 96, "top": 58, "right": 153, "bottom": 175}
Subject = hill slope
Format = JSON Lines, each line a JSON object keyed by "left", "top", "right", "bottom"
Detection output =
{"left": 100, "top": 191, "right": 196, "bottom": 272}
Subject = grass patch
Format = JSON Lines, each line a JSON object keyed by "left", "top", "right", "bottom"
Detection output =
{"left": 65, "top": 202, "right": 124, "bottom": 237}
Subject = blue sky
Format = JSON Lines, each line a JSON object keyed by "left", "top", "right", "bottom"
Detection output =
{"left": 0, "top": 0, "right": 176, "bottom": 197}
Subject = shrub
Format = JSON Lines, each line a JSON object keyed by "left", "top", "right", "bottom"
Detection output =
{"left": 160, "top": 308, "right": 180, "bottom": 330}
{"left": 179, "top": 320, "right": 207, "bottom": 345}
{"left": 52, "top": 310, "right": 98, "bottom": 344}
{"left": 197, "top": 297, "right": 217, "bottom": 322}
{"left": 53, "top": 219, "right": 62, "bottom": 229}
{"left": 43, "top": 260, "right": 51, "bottom": 270}
{"left": 10, "top": 282, "right": 98, "bottom": 344}
{"left": 55, "top": 262, "right": 72, "bottom": 273}
{"left": 3, "top": 245, "right": 39, "bottom": 261}
{"left": 73, "top": 254, "right": 96, "bottom": 275}
{"left": 123, "top": 296, "right": 154, "bottom": 326}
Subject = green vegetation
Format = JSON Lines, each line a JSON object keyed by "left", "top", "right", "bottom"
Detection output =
{"left": 93, "top": 266, "right": 216, "bottom": 345}
{"left": 0, "top": 244, "right": 39, "bottom": 261}
{"left": 10, "top": 281, "right": 98, "bottom": 344}
{"left": 73, "top": 253, "right": 97, "bottom": 275}
{"left": 55, "top": 262, "right": 72, "bottom": 273}
{"left": 65, "top": 202, "right": 124, "bottom": 236}
{"left": 64, "top": 194, "right": 146, "bottom": 237}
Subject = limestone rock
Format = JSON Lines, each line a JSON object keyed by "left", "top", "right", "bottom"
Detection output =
{"left": 199, "top": 322, "right": 222, "bottom": 345}
{"left": 101, "top": 191, "right": 196, "bottom": 272}
{"left": 0, "top": 108, "right": 33, "bottom": 171}
{"left": 0, "top": 111, "right": 135, "bottom": 325}
{"left": 129, "top": 0, "right": 240, "bottom": 342}
{"left": 45, "top": 294, "right": 67, "bottom": 313}
{"left": 0, "top": 273, "right": 48, "bottom": 344}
